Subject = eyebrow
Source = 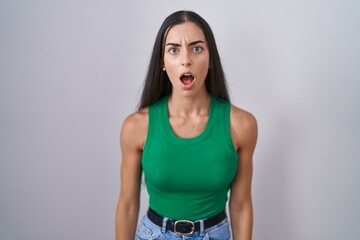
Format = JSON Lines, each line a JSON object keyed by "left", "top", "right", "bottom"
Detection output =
{"left": 165, "top": 40, "right": 205, "bottom": 47}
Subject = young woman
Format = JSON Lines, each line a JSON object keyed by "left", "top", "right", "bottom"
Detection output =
{"left": 116, "top": 10, "right": 258, "bottom": 240}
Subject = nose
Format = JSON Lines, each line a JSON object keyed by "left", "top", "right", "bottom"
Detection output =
{"left": 181, "top": 50, "right": 192, "bottom": 67}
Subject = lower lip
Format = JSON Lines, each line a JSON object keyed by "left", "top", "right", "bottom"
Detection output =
{"left": 181, "top": 78, "right": 195, "bottom": 90}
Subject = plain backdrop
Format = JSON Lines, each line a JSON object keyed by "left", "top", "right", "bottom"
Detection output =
{"left": 1, "top": 1, "right": 359, "bottom": 239}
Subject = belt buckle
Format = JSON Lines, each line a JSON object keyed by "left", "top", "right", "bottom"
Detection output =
{"left": 174, "top": 220, "right": 195, "bottom": 236}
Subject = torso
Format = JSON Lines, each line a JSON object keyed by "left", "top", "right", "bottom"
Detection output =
{"left": 135, "top": 102, "right": 252, "bottom": 152}
{"left": 141, "top": 95, "right": 239, "bottom": 220}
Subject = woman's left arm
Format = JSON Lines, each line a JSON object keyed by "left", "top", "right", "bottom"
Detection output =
{"left": 229, "top": 106, "right": 258, "bottom": 240}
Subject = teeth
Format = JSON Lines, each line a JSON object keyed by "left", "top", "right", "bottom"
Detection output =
{"left": 184, "top": 73, "right": 191, "bottom": 76}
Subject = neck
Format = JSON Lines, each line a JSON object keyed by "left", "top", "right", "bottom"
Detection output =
{"left": 168, "top": 91, "right": 211, "bottom": 117}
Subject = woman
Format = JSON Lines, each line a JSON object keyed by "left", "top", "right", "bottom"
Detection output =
{"left": 116, "top": 10, "right": 257, "bottom": 240}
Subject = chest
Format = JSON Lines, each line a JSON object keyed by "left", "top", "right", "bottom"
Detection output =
{"left": 142, "top": 140, "right": 238, "bottom": 192}
{"left": 168, "top": 115, "right": 208, "bottom": 138}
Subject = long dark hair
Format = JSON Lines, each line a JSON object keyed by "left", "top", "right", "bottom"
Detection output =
{"left": 138, "top": 10, "right": 230, "bottom": 109}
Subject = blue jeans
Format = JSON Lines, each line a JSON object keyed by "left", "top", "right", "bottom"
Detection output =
{"left": 136, "top": 214, "right": 231, "bottom": 240}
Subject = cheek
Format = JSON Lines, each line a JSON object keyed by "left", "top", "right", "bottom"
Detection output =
{"left": 163, "top": 54, "right": 176, "bottom": 65}
{"left": 164, "top": 60, "right": 176, "bottom": 77}
{"left": 164, "top": 65, "right": 178, "bottom": 83}
{"left": 164, "top": 58, "right": 178, "bottom": 78}
{"left": 199, "top": 52, "right": 210, "bottom": 65}
{"left": 198, "top": 56, "right": 210, "bottom": 74}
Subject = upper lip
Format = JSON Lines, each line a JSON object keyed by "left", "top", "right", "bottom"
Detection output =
{"left": 180, "top": 71, "right": 195, "bottom": 79}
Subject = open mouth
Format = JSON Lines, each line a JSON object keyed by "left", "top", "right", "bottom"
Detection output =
{"left": 180, "top": 73, "right": 195, "bottom": 86}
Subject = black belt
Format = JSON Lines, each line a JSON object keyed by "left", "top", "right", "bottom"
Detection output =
{"left": 147, "top": 208, "right": 226, "bottom": 236}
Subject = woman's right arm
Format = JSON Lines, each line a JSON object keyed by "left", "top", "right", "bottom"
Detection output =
{"left": 115, "top": 110, "right": 148, "bottom": 240}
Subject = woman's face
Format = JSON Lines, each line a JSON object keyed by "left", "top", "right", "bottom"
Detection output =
{"left": 163, "top": 21, "right": 210, "bottom": 97}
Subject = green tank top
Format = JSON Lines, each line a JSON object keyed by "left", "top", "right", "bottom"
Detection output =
{"left": 142, "top": 95, "right": 238, "bottom": 221}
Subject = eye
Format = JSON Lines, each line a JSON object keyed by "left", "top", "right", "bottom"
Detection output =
{"left": 193, "top": 46, "right": 203, "bottom": 53}
{"left": 169, "top": 47, "right": 179, "bottom": 54}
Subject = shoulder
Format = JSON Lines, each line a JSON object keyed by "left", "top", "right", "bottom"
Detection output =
{"left": 120, "top": 107, "right": 149, "bottom": 150}
{"left": 122, "top": 107, "right": 148, "bottom": 130}
{"left": 230, "top": 105, "right": 258, "bottom": 151}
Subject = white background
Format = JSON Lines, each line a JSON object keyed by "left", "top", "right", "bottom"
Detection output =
{"left": 1, "top": 1, "right": 359, "bottom": 239}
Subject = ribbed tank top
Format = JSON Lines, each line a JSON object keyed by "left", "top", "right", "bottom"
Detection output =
{"left": 142, "top": 95, "right": 238, "bottom": 221}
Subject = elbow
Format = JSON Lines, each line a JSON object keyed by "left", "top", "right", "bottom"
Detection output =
{"left": 117, "top": 195, "right": 140, "bottom": 216}
{"left": 229, "top": 197, "right": 253, "bottom": 213}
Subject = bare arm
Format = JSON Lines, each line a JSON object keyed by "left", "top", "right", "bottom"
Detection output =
{"left": 115, "top": 109, "right": 148, "bottom": 240}
{"left": 229, "top": 106, "right": 258, "bottom": 240}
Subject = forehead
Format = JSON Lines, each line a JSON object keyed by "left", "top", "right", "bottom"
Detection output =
{"left": 165, "top": 22, "right": 206, "bottom": 43}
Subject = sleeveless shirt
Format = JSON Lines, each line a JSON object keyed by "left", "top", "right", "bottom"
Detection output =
{"left": 142, "top": 95, "right": 238, "bottom": 221}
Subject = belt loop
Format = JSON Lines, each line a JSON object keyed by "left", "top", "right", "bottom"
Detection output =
{"left": 199, "top": 219, "right": 205, "bottom": 236}
{"left": 161, "top": 217, "right": 169, "bottom": 233}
